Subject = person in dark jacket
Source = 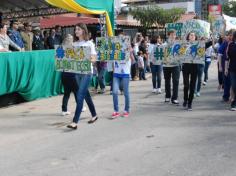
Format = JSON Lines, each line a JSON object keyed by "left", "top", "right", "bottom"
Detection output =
{"left": 32, "top": 27, "right": 44, "bottom": 50}
{"left": 225, "top": 31, "right": 236, "bottom": 111}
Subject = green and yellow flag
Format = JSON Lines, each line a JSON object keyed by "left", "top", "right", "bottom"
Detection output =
{"left": 46, "top": 0, "right": 114, "bottom": 36}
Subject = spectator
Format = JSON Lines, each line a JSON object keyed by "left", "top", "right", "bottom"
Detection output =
{"left": 0, "top": 23, "right": 21, "bottom": 52}
{"left": 47, "top": 29, "right": 56, "bottom": 49}
{"left": 8, "top": 19, "right": 24, "bottom": 51}
{"left": 32, "top": 27, "right": 44, "bottom": 50}
{"left": 21, "top": 22, "right": 33, "bottom": 51}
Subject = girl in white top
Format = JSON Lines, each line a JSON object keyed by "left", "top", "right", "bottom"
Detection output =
{"left": 67, "top": 24, "right": 98, "bottom": 130}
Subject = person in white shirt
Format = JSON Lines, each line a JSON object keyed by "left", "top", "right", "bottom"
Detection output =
{"left": 137, "top": 51, "right": 145, "bottom": 80}
{"left": 67, "top": 23, "right": 98, "bottom": 130}
{"left": 112, "top": 52, "right": 131, "bottom": 118}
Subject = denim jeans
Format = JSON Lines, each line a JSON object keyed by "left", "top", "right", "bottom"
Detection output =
{"left": 223, "top": 74, "right": 231, "bottom": 101}
{"left": 151, "top": 64, "right": 163, "bottom": 89}
{"left": 61, "top": 73, "right": 77, "bottom": 112}
{"left": 230, "top": 72, "right": 236, "bottom": 107}
{"left": 204, "top": 61, "right": 211, "bottom": 82}
{"left": 96, "top": 68, "right": 106, "bottom": 90}
{"left": 182, "top": 64, "right": 198, "bottom": 105}
{"left": 139, "top": 68, "right": 145, "bottom": 80}
{"left": 163, "top": 66, "right": 180, "bottom": 100}
{"left": 196, "top": 64, "right": 205, "bottom": 93}
{"left": 113, "top": 77, "right": 130, "bottom": 112}
{"left": 73, "top": 74, "right": 97, "bottom": 123}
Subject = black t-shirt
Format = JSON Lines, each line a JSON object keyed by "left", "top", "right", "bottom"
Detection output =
{"left": 227, "top": 42, "right": 236, "bottom": 73}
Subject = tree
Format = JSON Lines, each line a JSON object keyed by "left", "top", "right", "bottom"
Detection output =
{"left": 223, "top": 1, "right": 236, "bottom": 17}
{"left": 130, "top": 5, "right": 185, "bottom": 34}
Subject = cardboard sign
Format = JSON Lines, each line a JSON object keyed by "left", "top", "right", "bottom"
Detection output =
{"left": 166, "top": 23, "right": 183, "bottom": 38}
{"left": 55, "top": 45, "right": 91, "bottom": 74}
{"left": 212, "top": 17, "right": 225, "bottom": 37}
{"left": 179, "top": 41, "right": 205, "bottom": 64}
{"left": 152, "top": 41, "right": 205, "bottom": 65}
{"left": 181, "top": 19, "right": 210, "bottom": 39}
{"left": 96, "top": 36, "right": 130, "bottom": 61}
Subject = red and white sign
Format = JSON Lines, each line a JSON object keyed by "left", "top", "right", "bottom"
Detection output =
{"left": 209, "top": 4, "right": 222, "bottom": 18}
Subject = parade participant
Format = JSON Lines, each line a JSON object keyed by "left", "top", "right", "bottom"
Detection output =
{"left": 216, "top": 36, "right": 224, "bottom": 90}
{"left": 182, "top": 32, "right": 199, "bottom": 110}
{"left": 67, "top": 23, "right": 98, "bottom": 129}
{"left": 203, "top": 40, "right": 215, "bottom": 86}
{"left": 61, "top": 34, "right": 87, "bottom": 116}
{"left": 112, "top": 47, "right": 131, "bottom": 118}
{"left": 8, "top": 20, "right": 24, "bottom": 51}
{"left": 225, "top": 31, "right": 236, "bottom": 111}
{"left": 163, "top": 30, "right": 180, "bottom": 104}
{"left": 219, "top": 30, "right": 234, "bottom": 102}
{"left": 195, "top": 39, "right": 214, "bottom": 97}
{"left": 21, "top": 22, "right": 33, "bottom": 51}
{"left": 150, "top": 36, "right": 163, "bottom": 94}
{"left": 0, "top": 23, "right": 21, "bottom": 52}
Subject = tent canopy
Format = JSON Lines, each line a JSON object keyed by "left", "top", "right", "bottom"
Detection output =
{"left": 0, "top": 0, "right": 68, "bottom": 19}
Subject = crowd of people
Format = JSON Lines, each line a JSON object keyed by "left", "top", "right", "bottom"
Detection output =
{"left": 0, "top": 20, "right": 63, "bottom": 52}
{"left": 0, "top": 20, "right": 235, "bottom": 130}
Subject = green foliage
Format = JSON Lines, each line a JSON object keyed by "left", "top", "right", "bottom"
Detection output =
{"left": 223, "top": 1, "right": 236, "bottom": 17}
{"left": 130, "top": 5, "right": 185, "bottom": 32}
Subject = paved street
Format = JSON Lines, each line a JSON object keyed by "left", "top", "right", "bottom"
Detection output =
{"left": 0, "top": 61, "right": 236, "bottom": 176}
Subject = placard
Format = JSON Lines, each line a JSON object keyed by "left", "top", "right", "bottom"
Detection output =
{"left": 55, "top": 45, "right": 91, "bottom": 74}
{"left": 181, "top": 19, "right": 210, "bottom": 39}
{"left": 166, "top": 23, "right": 183, "bottom": 38}
{"left": 96, "top": 36, "right": 130, "bottom": 61}
{"left": 152, "top": 41, "right": 205, "bottom": 65}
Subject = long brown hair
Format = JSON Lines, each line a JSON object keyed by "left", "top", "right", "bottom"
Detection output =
{"left": 75, "top": 23, "right": 89, "bottom": 41}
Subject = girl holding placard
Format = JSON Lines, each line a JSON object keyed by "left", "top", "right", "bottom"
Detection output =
{"left": 67, "top": 24, "right": 98, "bottom": 130}
{"left": 182, "top": 32, "right": 199, "bottom": 111}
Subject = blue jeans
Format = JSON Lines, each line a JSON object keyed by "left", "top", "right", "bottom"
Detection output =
{"left": 113, "top": 77, "right": 130, "bottom": 112}
{"left": 196, "top": 64, "right": 204, "bottom": 93}
{"left": 204, "top": 61, "right": 211, "bottom": 82}
{"left": 223, "top": 74, "right": 231, "bottom": 101}
{"left": 230, "top": 72, "right": 236, "bottom": 107}
{"left": 151, "top": 64, "right": 162, "bottom": 89}
{"left": 73, "top": 74, "right": 97, "bottom": 123}
{"left": 96, "top": 68, "right": 106, "bottom": 90}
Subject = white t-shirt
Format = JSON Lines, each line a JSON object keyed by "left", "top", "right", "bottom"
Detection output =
{"left": 73, "top": 40, "right": 96, "bottom": 74}
{"left": 113, "top": 60, "right": 131, "bottom": 78}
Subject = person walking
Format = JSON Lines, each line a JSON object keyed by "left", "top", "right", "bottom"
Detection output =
{"left": 67, "top": 23, "right": 98, "bottom": 129}
{"left": 163, "top": 30, "right": 180, "bottom": 104}
{"left": 225, "top": 31, "right": 236, "bottom": 111}
{"left": 182, "top": 32, "right": 199, "bottom": 110}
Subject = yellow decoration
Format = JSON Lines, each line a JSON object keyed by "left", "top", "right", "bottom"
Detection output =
{"left": 46, "top": 0, "right": 114, "bottom": 36}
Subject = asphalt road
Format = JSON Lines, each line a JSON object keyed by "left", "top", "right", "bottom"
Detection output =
{"left": 0, "top": 61, "right": 236, "bottom": 176}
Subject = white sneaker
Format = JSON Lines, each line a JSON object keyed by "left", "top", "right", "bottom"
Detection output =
{"left": 196, "top": 92, "right": 200, "bottom": 97}
{"left": 165, "top": 98, "right": 170, "bottom": 103}
{"left": 82, "top": 106, "right": 87, "bottom": 112}
{"left": 62, "top": 111, "right": 71, "bottom": 116}
{"left": 157, "top": 88, "right": 162, "bottom": 94}
{"left": 203, "top": 82, "right": 207, "bottom": 86}
{"left": 152, "top": 89, "right": 157, "bottom": 93}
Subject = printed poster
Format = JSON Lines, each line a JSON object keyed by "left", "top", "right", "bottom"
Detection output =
{"left": 55, "top": 45, "right": 92, "bottom": 74}
{"left": 96, "top": 36, "right": 130, "bottom": 61}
